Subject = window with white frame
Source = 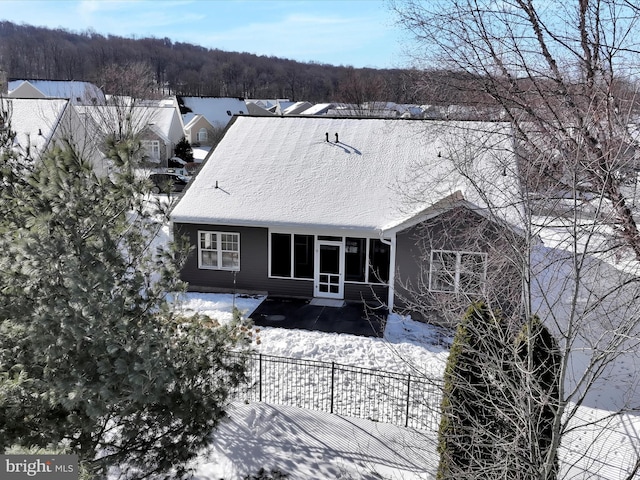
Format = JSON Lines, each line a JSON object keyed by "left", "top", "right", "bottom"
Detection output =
{"left": 142, "top": 140, "right": 161, "bottom": 161}
{"left": 197, "top": 128, "right": 208, "bottom": 142}
{"left": 429, "top": 250, "right": 486, "bottom": 294}
{"left": 199, "top": 231, "right": 240, "bottom": 270}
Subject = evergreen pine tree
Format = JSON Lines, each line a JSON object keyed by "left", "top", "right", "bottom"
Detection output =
{"left": 437, "top": 302, "right": 510, "bottom": 479}
{"left": 0, "top": 126, "right": 250, "bottom": 478}
{"left": 173, "top": 136, "right": 194, "bottom": 163}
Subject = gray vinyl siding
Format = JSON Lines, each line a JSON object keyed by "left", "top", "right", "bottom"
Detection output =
{"left": 394, "top": 207, "right": 523, "bottom": 326}
{"left": 344, "top": 282, "right": 388, "bottom": 305}
{"left": 174, "top": 222, "right": 387, "bottom": 305}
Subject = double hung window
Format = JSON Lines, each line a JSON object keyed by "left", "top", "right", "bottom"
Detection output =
{"left": 429, "top": 250, "right": 486, "bottom": 294}
{"left": 199, "top": 231, "right": 240, "bottom": 270}
{"left": 142, "top": 140, "right": 161, "bottom": 161}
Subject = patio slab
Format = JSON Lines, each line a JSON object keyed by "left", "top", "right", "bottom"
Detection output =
{"left": 248, "top": 297, "right": 387, "bottom": 337}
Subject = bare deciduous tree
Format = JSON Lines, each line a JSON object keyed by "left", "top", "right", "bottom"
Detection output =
{"left": 390, "top": 1, "right": 640, "bottom": 478}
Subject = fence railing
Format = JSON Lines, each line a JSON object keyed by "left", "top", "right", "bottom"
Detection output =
{"left": 229, "top": 351, "right": 443, "bottom": 431}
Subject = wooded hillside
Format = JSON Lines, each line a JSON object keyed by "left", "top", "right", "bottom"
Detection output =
{"left": 0, "top": 21, "right": 424, "bottom": 103}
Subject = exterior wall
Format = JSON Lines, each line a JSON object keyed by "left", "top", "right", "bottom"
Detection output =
{"left": 177, "top": 223, "right": 318, "bottom": 298}
{"left": 57, "top": 104, "right": 110, "bottom": 176}
{"left": 185, "top": 116, "right": 215, "bottom": 146}
{"left": 344, "top": 282, "right": 388, "bottom": 305}
{"left": 394, "top": 207, "right": 523, "bottom": 326}
{"left": 139, "top": 131, "right": 169, "bottom": 168}
{"left": 167, "top": 110, "right": 186, "bottom": 146}
{"left": 175, "top": 222, "right": 388, "bottom": 305}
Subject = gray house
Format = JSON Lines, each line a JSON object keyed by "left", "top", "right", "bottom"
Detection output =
{"left": 170, "top": 116, "right": 524, "bottom": 323}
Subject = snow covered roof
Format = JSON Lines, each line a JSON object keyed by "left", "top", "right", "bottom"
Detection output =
{"left": 75, "top": 105, "right": 181, "bottom": 141}
{"left": 3, "top": 97, "right": 69, "bottom": 156}
{"left": 245, "top": 102, "right": 276, "bottom": 116}
{"left": 178, "top": 96, "right": 248, "bottom": 128}
{"left": 300, "top": 103, "right": 335, "bottom": 115}
{"left": 282, "top": 102, "right": 313, "bottom": 115}
{"left": 8, "top": 80, "right": 105, "bottom": 104}
{"left": 171, "top": 116, "right": 521, "bottom": 233}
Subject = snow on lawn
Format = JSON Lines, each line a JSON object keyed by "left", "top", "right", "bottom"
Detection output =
{"left": 172, "top": 292, "right": 445, "bottom": 480}
{"left": 175, "top": 293, "right": 450, "bottom": 377}
{"left": 170, "top": 292, "right": 640, "bottom": 480}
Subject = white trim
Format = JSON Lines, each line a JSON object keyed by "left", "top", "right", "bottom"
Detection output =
{"left": 142, "top": 139, "right": 161, "bottom": 160}
{"left": 267, "top": 231, "right": 315, "bottom": 280}
{"left": 266, "top": 229, "right": 392, "bottom": 297}
{"left": 198, "top": 230, "right": 240, "bottom": 271}
{"left": 197, "top": 127, "right": 208, "bottom": 142}
{"left": 314, "top": 238, "right": 345, "bottom": 299}
{"left": 428, "top": 249, "right": 487, "bottom": 294}
{"left": 385, "top": 234, "right": 397, "bottom": 311}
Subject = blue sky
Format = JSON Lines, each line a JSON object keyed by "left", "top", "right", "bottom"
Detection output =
{"left": 0, "top": 0, "right": 409, "bottom": 69}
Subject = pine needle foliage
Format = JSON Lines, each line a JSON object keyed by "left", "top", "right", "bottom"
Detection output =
{"left": 0, "top": 118, "right": 250, "bottom": 479}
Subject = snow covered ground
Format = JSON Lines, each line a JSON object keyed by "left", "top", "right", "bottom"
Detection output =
{"left": 170, "top": 293, "right": 640, "bottom": 480}
{"left": 175, "top": 293, "right": 445, "bottom": 480}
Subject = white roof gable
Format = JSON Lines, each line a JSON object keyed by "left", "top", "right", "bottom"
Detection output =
{"left": 4, "top": 98, "right": 69, "bottom": 156}
{"left": 9, "top": 80, "right": 105, "bottom": 104}
{"left": 171, "top": 116, "right": 520, "bottom": 233}
{"left": 179, "top": 97, "right": 248, "bottom": 128}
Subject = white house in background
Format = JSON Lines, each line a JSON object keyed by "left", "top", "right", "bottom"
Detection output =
{"left": 76, "top": 104, "right": 184, "bottom": 168}
{"left": 8, "top": 80, "right": 106, "bottom": 105}
{"left": 5, "top": 97, "right": 107, "bottom": 174}
{"left": 182, "top": 114, "right": 216, "bottom": 146}
{"left": 170, "top": 116, "right": 524, "bottom": 323}
{"left": 175, "top": 96, "right": 248, "bottom": 146}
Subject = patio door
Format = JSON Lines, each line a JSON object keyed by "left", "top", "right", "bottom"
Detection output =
{"left": 314, "top": 240, "right": 344, "bottom": 299}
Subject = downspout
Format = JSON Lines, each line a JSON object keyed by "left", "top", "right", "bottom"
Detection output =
{"left": 379, "top": 233, "right": 395, "bottom": 313}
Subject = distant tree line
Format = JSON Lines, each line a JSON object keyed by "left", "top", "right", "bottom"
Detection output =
{"left": 0, "top": 21, "right": 428, "bottom": 103}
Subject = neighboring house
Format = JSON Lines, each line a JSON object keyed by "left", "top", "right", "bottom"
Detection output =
{"left": 281, "top": 101, "right": 313, "bottom": 115}
{"left": 76, "top": 104, "right": 184, "bottom": 169}
{"left": 4, "top": 97, "right": 107, "bottom": 174}
{"left": 170, "top": 116, "right": 523, "bottom": 323}
{"left": 299, "top": 103, "right": 335, "bottom": 116}
{"left": 176, "top": 96, "right": 248, "bottom": 133}
{"left": 182, "top": 114, "right": 216, "bottom": 146}
{"left": 245, "top": 101, "right": 276, "bottom": 117}
{"left": 8, "top": 79, "right": 106, "bottom": 105}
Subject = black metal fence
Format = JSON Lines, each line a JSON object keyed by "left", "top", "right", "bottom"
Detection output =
{"left": 229, "top": 352, "right": 443, "bottom": 431}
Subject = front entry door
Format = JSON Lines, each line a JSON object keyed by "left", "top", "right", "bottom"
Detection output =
{"left": 314, "top": 240, "right": 344, "bottom": 299}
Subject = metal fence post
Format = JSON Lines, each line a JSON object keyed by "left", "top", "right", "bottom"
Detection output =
{"left": 405, "top": 373, "right": 411, "bottom": 427}
{"left": 330, "top": 361, "right": 336, "bottom": 414}
{"left": 259, "top": 353, "right": 263, "bottom": 402}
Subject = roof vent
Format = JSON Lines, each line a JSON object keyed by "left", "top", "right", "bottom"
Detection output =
{"left": 325, "top": 132, "right": 329, "bottom": 142}
{"left": 335, "top": 132, "right": 339, "bottom": 143}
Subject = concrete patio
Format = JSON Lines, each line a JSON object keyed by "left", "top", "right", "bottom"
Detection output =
{"left": 248, "top": 297, "right": 387, "bottom": 337}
